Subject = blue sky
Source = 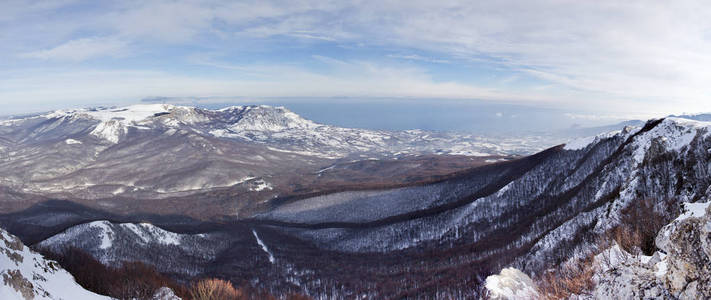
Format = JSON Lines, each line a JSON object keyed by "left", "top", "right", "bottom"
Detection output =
{"left": 2, "top": 1, "right": 711, "bottom": 120}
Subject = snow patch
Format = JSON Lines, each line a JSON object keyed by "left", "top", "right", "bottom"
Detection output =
{"left": 122, "top": 223, "right": 150, "bottom": 244}
{"left": 88, "top": 221, "right": 115, "bottom": 249}
{"left": 250, "top": 179, "right": 273, "bottom": 192}
{"left": 90, "top": 120, "right": 124, "bottom": 143}
{"left": 252, "top": 230, "right": 275, "bottom": 264}
{"left": 82, "top": 104, "right": 172, "bottom": 123}
{"left": 485, "top": 268, "right": 539, "bottom": 300}
{"left": 496, "top": 182, "right": 512, "bottom": 197}
{"left": 65, "top": 138, "right": 82, "bottom": 145}
{"left": 564, "top": 129, "right": 621, "bottom": 150}
{"left": 654, "top": 257, "right": 668, "bottom": 277}
{"left": 136, "top": 223, "right": 181, "bottom": 246}
{"left": 676, "top": 201, "right": 711, "bottom": 222}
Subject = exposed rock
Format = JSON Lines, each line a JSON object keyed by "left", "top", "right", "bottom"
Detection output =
{"left": 590, "top": 201, "right": 711, "bottom": 299}
{"left": 655, "top": 201, "right": 711, "bottom": 299}
{"left": 2, "top": 269, "right": 35, "bottom": 300}
{"left": 151, "top": 286, "right": 182, "bottom": 300}
{"left": 484, "top": 268, "right": 539, "bottom": 300}
{"left": 589, "top": 244, "right": 670, "bottom": 299}
{"left": 0, "top": 227, "right": 109, "bottom": 300}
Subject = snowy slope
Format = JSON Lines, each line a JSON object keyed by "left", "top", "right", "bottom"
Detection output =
{"left": 25, "top": 116, "right": 711, "bottom": 299}
{"left": 0, "top": 227, "right": 109, "bottom": 300}
{"left": 0, "top": 104, "right": 555, "bottom": 203}
{"left": 22, "top": 104, "right": 554, "bottom": 156}
{"left": 260, "top": 117, "right": 711, "bottom": 257}
{"left": 38, "top": 221, "right": 228, "bottom": 277}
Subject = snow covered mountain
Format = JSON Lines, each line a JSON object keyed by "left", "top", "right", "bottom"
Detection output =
{"left": 7, "top": 104, "right": 711, "bottom": 298}
{"left": 1, "top": 104, "right": 543, "bottom": 158}
{"left": 24, "top": 116, "right": 711, "bottom": 298}
{"left": 0, "top": 227, "right": 109, "bottom": 300}
{"left": 37, "top": 221, "right": 230, "bottom": 280}
{"left": 0, "top": 104, "right": 548, "bottom": 218}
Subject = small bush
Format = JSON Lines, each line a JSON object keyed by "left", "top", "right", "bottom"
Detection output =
{"left": 537, "top": 255, "right": 595, "bottom": 300}
{"left": 190, "top": 278, "right": 243, "bottom": 300}
{"left": 614, "top": 198, "right": 674, "bottom": 255}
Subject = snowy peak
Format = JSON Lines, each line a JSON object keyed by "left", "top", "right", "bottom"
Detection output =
{"left": 1, "top": 103, "right": 548, "bottom": 157}
{"left": 44, "top": 104, "right": 174, "bottom": 124}
{"left": 39, "top": 221, "right": 183, "bottom": 254}
{"left": 35, "top": 104, "right": 317, "bottom": 143}
{"left": 220, "top": 105, "right": 318, "bottom": 132}
{"left": 0, "top": 227, "right": 109, "bottom": 300}
{"left": 564, "top": 117, "right": 711, "bottom": 153}
{"left": 629, "top": 117, "right": 711, "bottom": 165}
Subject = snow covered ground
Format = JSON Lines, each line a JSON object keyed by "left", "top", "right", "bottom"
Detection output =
{"left": 0, "top": 228, "right": 110, "bottom": 300}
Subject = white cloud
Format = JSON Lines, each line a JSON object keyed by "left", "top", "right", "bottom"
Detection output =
{"left": 0, "top": 60, "right": 557, "bottom": 115}
{"left": 4, "top": 1, "right": 711, "bottom": 115}
{"left": 387, "top": 54, "right": 450, "bottom": 64}
{"left": 20, "top": 37, "right": 128, "bottom": 61}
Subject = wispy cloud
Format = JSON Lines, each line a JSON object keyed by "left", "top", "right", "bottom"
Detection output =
{"left": 3, "top": 1, "right": 711, "bottom": 116}
{"left": 387, "top": 54, "right": 450, "bottom": 64}
{"left": 20, "top": 37, "right": 128, "bottom": 61}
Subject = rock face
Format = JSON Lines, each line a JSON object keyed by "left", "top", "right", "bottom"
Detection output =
{"left": 151, "top": 287, "right": 182, "bottom": 300}
{"left": 0, "top": 227, "right": 109, "bottom": 300}
{"left": 655, "top": 201, "right": 711, "bottom": 298}
{"left": 590, "top": 201, "right": 711, "bottom": 299}
{"left": 487, "top": 201, "right": 711, "bottom": 299}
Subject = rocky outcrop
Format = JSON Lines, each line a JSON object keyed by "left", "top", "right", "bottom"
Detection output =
{"left": 151, "top": 287, "right": 182, "bottom": 300}
{"left": 486, "top": 201, "right": 711, "bottom": 300}
{"left": 0, "top": 227, "right": 109, "bottom": 300}
{"left": 484, "top": 268, "right": 539, "bottom": 300}
{"left": 591, "top": 201, "right": 711, "bottom": 299}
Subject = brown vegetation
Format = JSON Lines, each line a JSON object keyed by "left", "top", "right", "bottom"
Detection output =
{"left": 39, "top": 247, "right": 311, "bottom": 300}
{"left": 537, "top": 254, "right": 595, "bottom": 300}
{"left": 190, "top": 279, "right": 244, "bottom": 300}
{"left": 40, "top": 247, "right": 190, "bottom": 299}
{"left": 612, "top": 198, "right": 675, "bottom": 255}
{"left": 537, "top": 197, "right": 679, "bottom": 299}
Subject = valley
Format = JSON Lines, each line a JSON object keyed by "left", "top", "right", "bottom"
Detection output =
{"left": 2, "top": 105, "right": 711, "bottom": 299}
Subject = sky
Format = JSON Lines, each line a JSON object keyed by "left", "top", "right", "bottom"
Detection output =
{"left": 2, "top": 1, "right": 711, "bottom": 123}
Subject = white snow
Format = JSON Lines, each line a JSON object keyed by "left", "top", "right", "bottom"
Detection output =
{"left": 252, "top": 230, "right": 275, "bottom": 264}
{"left": 654, "top": 257, "right": 668, "bottom": 277}
{"left": 676, "top": 201, "right": 711, "bottom": 222}
{"left": 65, "top": 138, "right": 82, "bottom": 145}
{"left": 250, "top": 179, "right": 273, "bottom": 192}
{"left": 496, "top": 182, "right": 513, "bottom": 197}
{"left": 0, "top": 228, "right": 110, "bottom": 300}
{"left": 630, "top": 118, "right": 711, "bottom": 166}
{"left": 138, "top": 223, "right": 181, "bottom": 246}
{"left": 123, "top": 223, "right": 150, "bottom": 243}
{"left": 564, "top": 135, "right": 597, "bottom": 151}
{"left": 81, "top": 104, "right": 172, "bottom": 123}
{"left": 228, "top": 176, "right": 256, "bottom": 186}
{"left": 58, "top": 104, "right": 175, "bottom": 143}
{"left": 485, "top": 268, "right": 539, "bottom": 300}
{"left": 265, "top": 146, "right": 341, "bottom": 159}
{"left": 90, "top": 120, "right": 124, "bottom": 143}
{"left": 317, "top": 165, "right": 336, "bottom": 174}
{"left": 88, "top": 221, "right": 115, "bottom": 249}
{"left": 564, "top": 129, "right": 622, "bottom": 150}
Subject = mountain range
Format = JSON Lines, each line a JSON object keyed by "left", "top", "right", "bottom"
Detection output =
{"left": 2, "top": 104, "right": 711, "bottom": 298}
{"left": 1, "top": 104, "right": 546, "bottom": 219}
